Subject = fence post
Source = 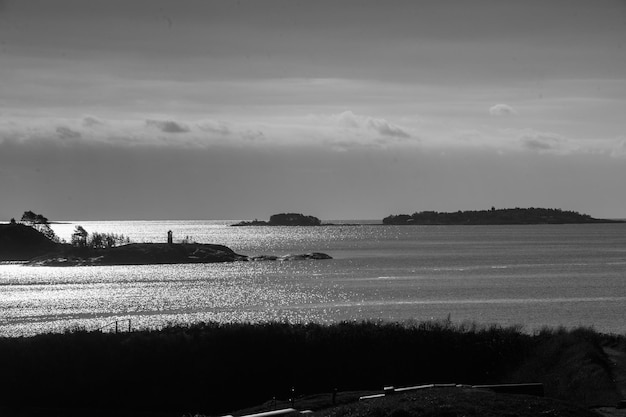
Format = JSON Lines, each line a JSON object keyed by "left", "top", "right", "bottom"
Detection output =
{"left": 115, "top": 321, "right": 118, "bottom": 333}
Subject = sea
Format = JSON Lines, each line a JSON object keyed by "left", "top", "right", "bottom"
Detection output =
{"left": 1, "top": 220, "right": 625, "bottom": 337}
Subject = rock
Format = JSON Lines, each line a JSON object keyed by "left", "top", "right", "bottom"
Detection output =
{"left": 27, "top": 243, "right": 248, "bottom": 266}
{"left": 279, "top": 252, "right": 333, "bottom": 261}
{"left": 25, "top": 242, "right": 332, "bottom": 266}
{"left": 248, "top": 252, "right": 332, "bottom": 261}
{"left": 248, "top": 255, "right": 279, "bottom": 261}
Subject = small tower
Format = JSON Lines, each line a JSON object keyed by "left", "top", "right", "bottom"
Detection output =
{"left": 167, "top": 230, "right": 173, "bottom": 244}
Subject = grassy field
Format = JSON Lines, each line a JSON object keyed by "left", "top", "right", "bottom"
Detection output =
{"left": 0, "top": 320, "right": 623, "bottom": 416}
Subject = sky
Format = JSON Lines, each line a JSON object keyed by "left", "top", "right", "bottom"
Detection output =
{"left": 1, "top": 0, "right": 625, "bottom": 220}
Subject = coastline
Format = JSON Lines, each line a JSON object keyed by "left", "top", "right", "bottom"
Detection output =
{"left": 26, "top": 243, "right": 332, "bottom": 266}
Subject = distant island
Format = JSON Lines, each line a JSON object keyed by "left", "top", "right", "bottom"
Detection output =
{"left": 232, "top": 212, "right": 322, "bottom": 226}
{"left": 383, "top": 207, "right": 625, "bottom": 225}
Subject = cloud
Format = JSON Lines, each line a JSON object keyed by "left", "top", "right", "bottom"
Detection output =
{"left": 56, "top": 126, "right": 82, "bottom": 140}
{"left": 367, "top": 118, "right": 411, "bottom": 138}
{"left": 516, "top": 129, "right": 565, "bottom": 152}
{"left": 241, "top": 130, "right": 265, "bottom": 141}
{"left": 489, "top": 104, "right": 518, "bottom": 117}
{"left": 145, "top": 119, "right": 190, "bottom": 133}
{"left": 82, "top": 116, "right": 106, "bottom": 127}
{"left": 197, "top": 120, "right": 231, "bottom": 136}
{"left": 330, "top": 111, "right": 412, "bottom": 139}
{"left": 610, "top": 138, "right": 626, "bottom": 158}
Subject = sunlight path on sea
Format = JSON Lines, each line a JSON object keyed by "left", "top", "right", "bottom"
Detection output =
{"left": 1, "top": 221, "right": 626, "bottom": 336}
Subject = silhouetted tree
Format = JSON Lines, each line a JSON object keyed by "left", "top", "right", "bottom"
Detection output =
{"left": 88, "top": 231, "right": 130, "bottom": 248}
{"left": 70, "top": 226, "right": 130, "bottom": 249}
{"left": 71, "top": 226, "right": 88, "bottom": 247}
{"left": 21, "top": 210, "right": 48, "bottom": 226}
{"left": 20, "top": 210, "right": 61, "bottom": 242}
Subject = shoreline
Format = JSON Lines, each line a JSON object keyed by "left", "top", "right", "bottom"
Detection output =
{"left": 24, "top": 242, "right": 332, "bottom": 266}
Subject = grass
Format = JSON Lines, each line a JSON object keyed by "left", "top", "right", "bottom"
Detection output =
{"left": 0, "top": 320, "right": 623, "bottom": 416}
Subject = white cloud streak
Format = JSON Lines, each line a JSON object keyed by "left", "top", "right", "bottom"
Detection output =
{"left": 327, "top": 111, "right": 413, "bottom": 139}
{"left": 489, "top": 104, "right": 518, "bottom": 117}
{"left": 2, "top": 114, "right": 626, "bottom": 160}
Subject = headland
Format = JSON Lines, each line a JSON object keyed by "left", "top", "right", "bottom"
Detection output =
{"left": 0, "top": 223, "right": 331, "bottom": 266}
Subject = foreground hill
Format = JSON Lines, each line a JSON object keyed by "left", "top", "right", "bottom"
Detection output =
{"left": 0, "top": 321, "right": 623, "bottom": 416}
{"left": 383, "top": 207, "right": 624, "bottom": 225}
{"left": 0, "top": 223, "right": 59, "bottom": 260}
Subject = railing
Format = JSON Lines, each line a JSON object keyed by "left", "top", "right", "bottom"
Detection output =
{"left": 97, "top": 319, "right": 132, "bottom": 333}
{"left": 359, "top": 382, "right": 544, "bottom": 400}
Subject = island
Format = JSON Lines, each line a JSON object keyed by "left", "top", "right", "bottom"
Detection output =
{"left": 0, "top": 222, "right": 331, "bottom": 266}
{"left": 383, "top": 207, "right": 624, "bottom": 225}
{"left": 232, "top": 212, "right": 322, "bottom": 226}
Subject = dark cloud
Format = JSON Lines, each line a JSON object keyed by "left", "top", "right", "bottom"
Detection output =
{"left": 82, "top": 116, "right": 105, "bottom": 127}
{"left": 56, "top": 126, "right": 82, "bottom": 140}
{"left": 242, "top": 130, "right": 265, "bottom": 141}
{"left": 522, "top": 138, "right": 556, "bottom": 150}
{"left": 520, "top": 132, "right": 563, "bottom": 151}
{"left": 367, "top": 118, "right": 411, "bottom": 139}
{"left": 146, "top": 119, "right": 190, "bottom": 133}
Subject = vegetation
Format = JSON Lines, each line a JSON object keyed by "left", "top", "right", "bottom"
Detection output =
{"left": 383, "top": 207, "right": 622, "bottom": 225}
{"left": 19, "top": 210, "right": 61, "bottom": 242}
{"left": 269, "top": 213, "right": 322, "bottom": 226}
{"left": 70, "top": 225, "right": 130, "bottom": 249}
{"left": 0, "top": 320, "right": 622, "bottom": 416}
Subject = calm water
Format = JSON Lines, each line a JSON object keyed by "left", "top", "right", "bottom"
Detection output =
{"left": 1, "top": 221, "right": 625, "bottom": 337}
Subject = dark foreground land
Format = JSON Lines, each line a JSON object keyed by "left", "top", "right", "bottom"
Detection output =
{"left": 0, "top": 321, "right": 624, "bottom": 417}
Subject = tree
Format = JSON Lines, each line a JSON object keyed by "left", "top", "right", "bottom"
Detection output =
{"left": 20, "top": 210, "right": 61, "bottom": 243}
{"left": 39, "top": 223, "right": 60, "bottom": 243}
{"left": 71, "top": 226, "right": 89, "bottom": 248}
{"left": 21, "top": 211, "right": 40, "bottom": 225}
{"left": 71, "top": 228, "right": 131, "bottom": 249}
{"left": 90, "top": 232, "right": 130, "bottom": 248}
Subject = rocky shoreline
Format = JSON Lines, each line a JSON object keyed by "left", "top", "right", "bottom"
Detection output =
{"left": 26, "top": 243, "right": 332, "bottom": 266}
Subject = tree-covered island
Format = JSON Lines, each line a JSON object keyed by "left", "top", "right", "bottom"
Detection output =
{"left": 383, "top": 207, "right": 624, "bottom": 225}
{"left": 232, "top": 212, "right": 322, "bottom": 226}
